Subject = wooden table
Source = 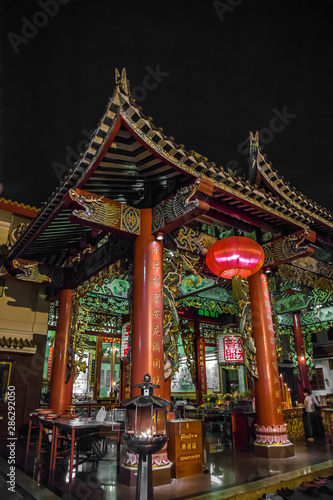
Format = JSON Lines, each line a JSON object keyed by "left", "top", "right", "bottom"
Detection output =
{"left": 34, "top": 416, "right": 121, "bottom": 482}
{"left": 39, "top": 401, "right": 120, "bottom": 417}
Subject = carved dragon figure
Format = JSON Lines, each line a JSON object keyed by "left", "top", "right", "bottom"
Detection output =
{"left": 162, "top": 249, "right": 202, "bottom": 380}
{"left": 263, "top": 230, "right": 312, "bottom": 266}
{"left": 12, "top": 260, "right": 52, "bottom": 283}
{"left": 238, "top": 282, "right": 258, "bottom": 380}
{"left": 164, "top": 180, "right": 200, "bottom": 223}
{"left": 69, "top": 189, "right": 121, "bottom": 227}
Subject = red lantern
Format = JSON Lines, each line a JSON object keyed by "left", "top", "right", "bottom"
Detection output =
{"left": 206, "top": 236, "right": 264, "bottom": 299}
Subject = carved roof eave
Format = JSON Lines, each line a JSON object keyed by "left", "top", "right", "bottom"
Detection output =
{"left": 6, "top": 84, "right": 319, "bottom": 260}
{"left": 119, "top": 102, "right": 311, "bottom": 230}
{"left": 257, "top": 149, "right": 333, "bottom": 231}
{"left": 6, "top": 90, "right": 124, "bottom": 261}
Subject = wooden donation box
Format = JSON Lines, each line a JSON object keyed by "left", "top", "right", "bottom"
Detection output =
{"left": 167, "top": 419, "right": 203, "bottom": 478}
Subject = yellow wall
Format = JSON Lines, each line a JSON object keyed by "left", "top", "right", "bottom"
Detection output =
{"left": 0, "top": 280, "right": 49, "bottom": 339}
{"left": 0, "top": 208, "right": 49, "bottom": 340}
{"left": 0, "top": 209, "right": 11, "bottom": 245}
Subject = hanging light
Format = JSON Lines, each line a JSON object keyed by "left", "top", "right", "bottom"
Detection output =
{"left": 206, "top": 236, "right": 265, "bottom": 299}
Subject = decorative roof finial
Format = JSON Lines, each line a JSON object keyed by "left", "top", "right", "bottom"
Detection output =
{"left": 247, "top": 131, "right": 260, "bottom": 185}
{"left": 115, "top": 67, "right": 130, "bottom": 95}
{"left": 249, "top": 131, "right": 259, "bottom": 155}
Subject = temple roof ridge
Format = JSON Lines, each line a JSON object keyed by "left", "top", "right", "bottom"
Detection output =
{"left": 255, "top": 145, "right": 333, "bottom": 229}
{"left": 6, "top": 71, "right": 333, "bottom": 261}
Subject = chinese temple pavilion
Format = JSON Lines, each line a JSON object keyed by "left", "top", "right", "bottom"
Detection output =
{"left": 1, "top": 68, "right": 333, "bottom": 459}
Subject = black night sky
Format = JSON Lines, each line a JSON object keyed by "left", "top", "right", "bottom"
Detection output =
{"left": 1, "top": 0, "right": 333, "bottom": 211}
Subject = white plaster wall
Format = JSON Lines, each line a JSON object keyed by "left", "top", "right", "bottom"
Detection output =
{"left": 0, "top": 210, "right": 11, "bottom": 245}
{"left": 238, "top": 365, "right": 246, "bottom": 392}
{"left": 312, "top": 359, "right": 333, "bottom": 399}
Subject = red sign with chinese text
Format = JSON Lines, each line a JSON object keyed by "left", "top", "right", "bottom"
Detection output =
{"left": 217, "top": 335, "right": 243, "bottom": 364}
{"left": 47, "top": 346, "right": 53, "bottom": 379}
{"left": 121, "top": 322, "right": 130, "bottom": 359}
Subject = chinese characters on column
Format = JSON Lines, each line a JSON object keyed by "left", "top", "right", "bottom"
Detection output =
{"left": 197, "top": 336, "right": 206, "bottom": 402}
{"left": 151, "top": 242, "right": 163, "bottom": 393}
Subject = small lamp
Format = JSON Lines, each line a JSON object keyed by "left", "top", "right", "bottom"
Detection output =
{"left": 121, "top": 373, "right": 169, "bottom": 500}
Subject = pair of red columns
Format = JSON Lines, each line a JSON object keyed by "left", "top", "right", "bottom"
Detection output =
{"left": 49, "top": 213, "right": 307, "bottom": 457}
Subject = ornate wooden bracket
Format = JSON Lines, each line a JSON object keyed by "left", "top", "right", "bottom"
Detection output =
{"left": 72, "top": 235, "right": 132, "bottom": 285}
{"left": 64, "top": 188, "right": 140, "bottom": 236}
{"left": 165, "top": 227, "right": 316, "bottom": 272}
{"left": 262, "top": 229, "right": 316, "bottom": 267}
{"left": 152, "top": 180, "right": 210, "bottom": 234}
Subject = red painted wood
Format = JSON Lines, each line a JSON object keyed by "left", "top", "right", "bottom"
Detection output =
{"left": 77, "top": 115, "right": 122, "bottom": 188}
{"left": 120, "top": 117, "right": 195, "bottom": 180}
{"left": 248, "top": 270, "right": 284, "bottom": 427}
{"left": 292, "top": 313, "right": 310, "bottom": 403}
{"left": 49, "top": 289, "right": 74, "bottom": 412}
{"left": 131, "top": 209, "right": 164, "bottom": 397}
{"left": 209, "top": 199, "right": 282, "bottom": 233}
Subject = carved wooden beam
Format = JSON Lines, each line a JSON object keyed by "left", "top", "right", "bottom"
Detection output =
{"left": 165, "top": 227, "right": 316, "bottom": 271}
{"left": 152, "top": 180, "right": 210, "bottom": 234}
{"left": 64, "top": 188, "right": 140, "bottom": 236}
{"left": 208, "top": 198, "right": 280, "bottom": 233}
{"left": 290, "top": 255, "right": 333, "bottom": 280}
{"left": 71, "top": 234, "right": 132, "bottom": 286}
{"left": 199, "top": 208, "right": 256, "bottom": 233}
{"left": 262, "top": 229, "right": 316, "bottom": 267}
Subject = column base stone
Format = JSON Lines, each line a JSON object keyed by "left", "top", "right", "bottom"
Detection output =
{"left": 254, "top": 442, "right": 295, "bottom": 458}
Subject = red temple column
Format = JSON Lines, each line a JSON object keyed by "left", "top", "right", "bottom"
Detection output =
{"left": 292, "top": 313, "right": 310, "bottom": 403}
{"left": 121, "top": 359, "right": 131, "bottom": 400}
{"left": 248, "top": 270, "right": 294, "bottom": 458}
{"left": 131, "top": 208, "right": 164, "bottom": 397}
{"left": 164, "top": 377, "right": 171, "bottom": 403}
{"left": 49, "top": 288, "right": 74, "bottom": 412}
{"left": 196, "top": 332, "right": 207, "bottom": 404}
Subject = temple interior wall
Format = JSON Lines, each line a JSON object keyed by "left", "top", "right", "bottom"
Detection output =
{"left": 0, "top": 208, "right": 49, "bottom": 341}
{"left": 0, "top": 280, "right": 49, "bottom": 340}
{"left": 312, "top": 359, "right": 333, "bottom": 398}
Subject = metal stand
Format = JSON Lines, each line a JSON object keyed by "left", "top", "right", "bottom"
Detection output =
{"left": 136, "top": 454, "right": 153, "bottom": 500}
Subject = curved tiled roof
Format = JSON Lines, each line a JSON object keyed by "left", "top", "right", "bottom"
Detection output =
{"left": 6, "top": 69, "right": 333, "bottom": 262}
{"left": 257, "top": 150, "right": 333, "bottom": 232}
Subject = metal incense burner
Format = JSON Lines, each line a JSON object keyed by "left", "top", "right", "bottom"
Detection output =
{"left": 121, "top": 373, "right": 169, "bottom": 500}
